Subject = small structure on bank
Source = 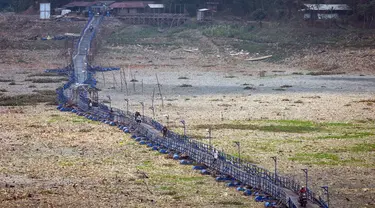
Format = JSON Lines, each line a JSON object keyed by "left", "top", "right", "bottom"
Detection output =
{"left": 301, "top": 4, "right": 352, "bottom": 20}
{"left": 197, "top": 8, "right": 213, "bottom": 22}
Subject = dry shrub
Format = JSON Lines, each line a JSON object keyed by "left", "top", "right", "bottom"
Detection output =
{"left": 25, "top": 78, "right": 68, "bottom": 83}
{"left": 179, "top": 84, "right": 192, "bottom": 87}
{"left": 0, "top": 92, "right": 56, "bottom": 106}
{"left": 307, "top": 71, "right": 346, "bottom": 76}
{"left": 0, "top": 79, "right": 14, "bottom": 82}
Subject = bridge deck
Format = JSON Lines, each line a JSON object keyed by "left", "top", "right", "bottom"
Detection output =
{"left": 73, "top": 16, "right": 101, "bottom": 84}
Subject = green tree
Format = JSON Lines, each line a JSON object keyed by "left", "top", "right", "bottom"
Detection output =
{"left": 10, "top": 0, "right": 33, "bottom": 12}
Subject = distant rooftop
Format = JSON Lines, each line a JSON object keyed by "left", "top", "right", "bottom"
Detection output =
{"left": 303, "top": 4, "right": 351, "bottom": 11}
{"left": 110, "top": 1, "right": 154, "bottom": 9}
{"left": 198, "top": 8, "right": 210, "bottom": 12}
{"left": 63, "top": 1, "right": 94, "bottom": 8}
{"left": 148, "top": 4, "right": 164, "bottom": 9}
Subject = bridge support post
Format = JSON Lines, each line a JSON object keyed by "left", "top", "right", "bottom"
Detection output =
{"left": 140, "top": 102, "right": 145, "bottom": 120}
{"left": 234, "top": 141, "right": 241, "bottom": 164}
{"left": 124, "top": 99, "right": 129, "bottom": 116}
{"left": 180, "top": 120, "right": 186, "bottom": 138}
{"left": 302, "top": 168, "right": 308, "bottom": 195}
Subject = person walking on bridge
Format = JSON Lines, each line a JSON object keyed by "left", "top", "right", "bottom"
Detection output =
{"left": 162, "top": 126, "right": 168, "bottom": 138}
{"left": 299, "top": 186, "right": 308, "bottom": 207}
{"left": 135, "top": 111, "right": 141, "bottom": 124}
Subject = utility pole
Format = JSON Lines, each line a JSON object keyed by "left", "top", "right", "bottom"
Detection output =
{"left": 206, "top": 128, "right": 212, "bottom": 147}
{"left": 155, "top": 74, "right": 164, "bottom": 107}
{"left": 302, "top": 168, "right": 308, "bottom": 195}
{"left": 140, "top": 102, "right": 145, "bottom": 120}
{"left": 321, "top": 186, "right": 329, "bottom": 208}
{"left": 180, "top": 120, "right": 186, "bottom": 138}
{"left": 271, "top": 156, "right": 277, "bottom": 184}
{"left": 234, "top": 141, "right": 241, "bottom": 164}
{"left": 124, "top": 98, "right": 129, "bottom": 115}
{"left": 107, "top": 95, "right": 111, "bottom": 109}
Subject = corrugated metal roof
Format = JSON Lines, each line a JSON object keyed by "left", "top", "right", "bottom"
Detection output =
{"left": 91, "top": 1, "right": 115, "bottom": 6}
{"left": 64, "top": 1, "right": 94, "bottom": 7}
{"left": 198, "top": 8, "right": 210, "bottom": 12}
{"left": 110, "top": 1, "right": 154, "bottom": 9}
{"left": 148, "top": 4, "right": 164, "bottom": 9}
{"left": 303, "top": 4, "right": 351, "bottom": 11}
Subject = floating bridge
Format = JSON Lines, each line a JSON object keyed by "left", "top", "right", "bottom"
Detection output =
{"left": 54, "top": 14, "right": 329, "bottom": 208}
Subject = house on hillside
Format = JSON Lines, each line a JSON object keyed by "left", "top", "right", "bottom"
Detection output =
{"left": 63, "top": 1, "right": 94, "bottom": 12}
{"left": 197, "top": 8, "right": 213, "bottom": 21}
{"left": 110, "top": 1, "right": 154, "bottom": 15}
{"left": 301, "top": 4, "right": 352, "bottom": 20}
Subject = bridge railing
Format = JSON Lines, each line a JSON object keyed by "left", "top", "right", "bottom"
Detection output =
{"left": 77, "top": 101, "right": 311, "bottom": 207}
{"left": 117, "top": 109, "right": 293, "bottom": 205}
{"left": 63, "top": 86, "right": 326, "bottom": 208}
{"left": 76, "top": 103, "right": 292, "bottom": 206}
{"left": 139, "top": 111, "right": 326, "bottom": 207}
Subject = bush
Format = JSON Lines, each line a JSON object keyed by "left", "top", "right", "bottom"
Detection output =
{"left": 25, "top": 78, "right": 69, "bottom": 83}
{"left": 28, "top": 73, "right": 64, "bottom": 77}
{"left": 0, "top": 79, "right": 14, "bottom": 82}
{"left": 0, "top": 93, "right": 56, "bottom": 106}
{"left": 179, "top": 84, "right": 192, "bottom": 87}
